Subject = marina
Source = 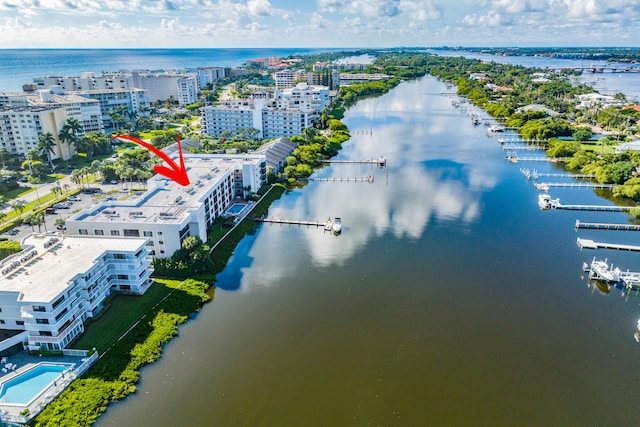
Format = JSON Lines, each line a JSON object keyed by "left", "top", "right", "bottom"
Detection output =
{"left": 575, "top": 220, "right": 640, "bottom": 231}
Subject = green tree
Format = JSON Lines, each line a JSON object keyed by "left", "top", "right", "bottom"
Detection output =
{"left": 38, "top": 132, "right": 57, "bottom": 171}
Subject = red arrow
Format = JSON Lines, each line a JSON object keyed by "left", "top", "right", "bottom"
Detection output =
{"left": 113, "top": 134, "right": 191, "bottom": 186}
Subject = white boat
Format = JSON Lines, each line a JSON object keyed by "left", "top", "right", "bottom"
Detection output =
{"left": 332, "top": 217, "right": 342, "bottom": 234}
{"left": 538, "top": 194, "right": 560, "bottom": 209}
{"left": 589, "top": 258, "right": 622, "bottom": 283}
{"left": 488, "top": 124, "right": 505, "bottom": 133}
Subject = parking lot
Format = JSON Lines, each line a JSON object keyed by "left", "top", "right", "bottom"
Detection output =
{"left": 1, "top": 182, "right": 138, "bottom": 242}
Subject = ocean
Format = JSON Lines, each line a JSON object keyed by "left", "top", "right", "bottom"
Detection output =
{"left": 0, "top": 48, "right": 348, "bottom": 92}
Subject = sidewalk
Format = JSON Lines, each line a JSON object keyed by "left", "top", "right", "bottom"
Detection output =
{"left": 1, "top": 174, "right": 75, "bottom": 217}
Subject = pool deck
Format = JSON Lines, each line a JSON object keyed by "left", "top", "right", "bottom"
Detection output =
{"left": 0, "top": 353, "right": 87, "bottom": 423}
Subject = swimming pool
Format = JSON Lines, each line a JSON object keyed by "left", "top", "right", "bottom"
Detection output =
{"left": 0, "top": 363, "right": 71, "bottom": 405}
{"left": 225, "top": 203, "right": 248, "bottom": 215}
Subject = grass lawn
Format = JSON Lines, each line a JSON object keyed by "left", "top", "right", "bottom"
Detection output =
{"left": 72, "top": 279, "right": 180, "bottom": 352}
{"left": 579, "top": 141, "right": 616, "bottom": 154}
{"left": 2, "top": 185, "right": 34, "bottom": 201}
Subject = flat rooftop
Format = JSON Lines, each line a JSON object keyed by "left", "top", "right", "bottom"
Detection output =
{"left": 0, "top": 234, "right": 147, "bottom": 303}
{"left": 71, "top": 155, "right": 263, "bottom": 225}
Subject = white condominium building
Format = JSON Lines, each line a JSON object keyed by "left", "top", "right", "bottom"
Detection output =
{"left": 0, "top": 89, "right": 104, "bottom": 136}
{"left": 274, "top": 69, "right": 297, "bottom": 89}
{"left": 0, "top": 106, "right": 75, "bottom": 161}
{"left": 0, "top": 234, "right": 153, "bottom": 352}
{"left": 197, "top": 67, "right": 229, "bottom": 88}
{"left": 74, "top": 88, "right": 150, "bottom": 129}
{"left": 201, "top": 100, "right": 264, "bottom": 138}
{"left": 31, "top": 71, "right": 199, "bottom": 106}
{"left": 128, "top": 72, "right": 198, "bottom": 105}
{"left": 65, "top": 154, "right": 267, "bottom": 258}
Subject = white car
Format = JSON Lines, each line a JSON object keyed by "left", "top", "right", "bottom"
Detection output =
{"left": 67, "top": 196, "right": 81, "bottom": 201}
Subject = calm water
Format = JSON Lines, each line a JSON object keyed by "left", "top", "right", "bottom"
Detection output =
{"left": 96, "top": 75, "right": 640, "bottom": 426}
{"left": 432, "top": 49, "right": 640, "bottom": 100}
{"left": 0, "top": 48, "right": 343, "bottom": 92}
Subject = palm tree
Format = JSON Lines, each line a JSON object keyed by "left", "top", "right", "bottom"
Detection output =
{"left": 0, "top": 211, "right": 6, "bottom": 226}
{"left": 58, "top": 125, "right": 75, "bottom": 164}
{"left": 11, "top": 200, "right": 26, "bottom": 218}
{"left": 38, "top": 132, "right": 56, "bottom": 172}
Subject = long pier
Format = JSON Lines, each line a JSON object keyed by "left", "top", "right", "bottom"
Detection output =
{"left": 321, "top": 157, "right": 386, "bottom": 166}
{"left": 521, "top": 168, "right": 595, "bottom": 180}
{"left": 502, "top": 144, "right": 548, "bottom": 151}
{"left": 534, "top": 182, "right": 616, "bottom": 191}
{"left": 506, "top": 156, "right": 569, "bottom": 163}
{"left": 555, "top": 204, "right": 630, "bottom": 212}
{"left": 255, "top": 217, "right": 332, "bottom": 228}
{"left": 307, "top": 175, "right": 374, "bottom": 183}
{"left": 498, "top": 138, "right": 549, "bottom": 144}
{"left": 577, "top": 238, "right": 640, "bottom": 252}
{"left": 575, "top": 220, "right": 640, "bottom": 231}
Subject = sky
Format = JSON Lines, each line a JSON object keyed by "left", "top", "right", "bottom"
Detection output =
{"left": 0, "top": 0, "right": 639, "bottom": 49}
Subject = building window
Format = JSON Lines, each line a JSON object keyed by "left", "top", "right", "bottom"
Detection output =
{"left": 16, "top": 320, "right": 24, "bottom": 326}
{"left": 124, "top": 229, "right": 140, "bottom": 237}
{"left": 143, "top": 231, "right": 153, "bottom": 237}
{"left": 117, "top": 274, "right": 128, "bottom": 280}
{"left": 111, "top": 230, "right": 120, "bottom": 236}
{"left": 39, "top": 331, "right": 52, "bottom": 336}
{"left": 113, "top": 253, "right": 125, "bottom": 259}
{"left": 78, "top": 229, "right": 88, "bottom": 235}
{"left": 32, "top": 305, "right": 45, "bottom": 312}
{"left": 120, "top": 285, "right": 131, "bottom": 290}
{"left": 36, "top": 318, "right": 49, "bottom": 324}
{"left": 94, "top": 229, "right": 104, "bottom": 235}
{"left": 0, "top": 320, "right": 4, "bottom": 324}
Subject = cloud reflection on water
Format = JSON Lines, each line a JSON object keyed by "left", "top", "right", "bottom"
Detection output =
{"left": 233, "top": 76, "right": 501, "bottom": 290}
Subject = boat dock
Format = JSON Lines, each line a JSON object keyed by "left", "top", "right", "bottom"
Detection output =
{"left": 502, "top": 144, "right": 548, "bottom": 151}
{"left": 497, "top": 138, "right": 549, "bottom": 144}
{"left": 521, "top": 168, "right": 595, "bottom": 180}
{"left": 255, "top": 217, "right": 334, "bottom": 229}
{"left": 575, "top": 220, "right": 640, "bottom": 231}
{"left": 321, "top": 157, "right": 386, "bottom": 167}
{"left": 555, "top": 204, "right": 630, "bottom": 212}
{"left": 307, "top": 175, "right": 374, "bottom": 183}
{"left": 582, "top": 258, "right": 640, "bottom": 290}
{"left": 506, "top": 156, "right": 569, "bottom": 163}
{"left": 534, "top": 182, "right": 616, "bottom": 191}
{"left": 577, "top": 237, "right": 640, "bottom": 252}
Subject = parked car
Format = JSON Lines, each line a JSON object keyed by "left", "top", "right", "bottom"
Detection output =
{"left": 67, "top": 196, "right": 81, "bottom": 202}
{"left": 53, "top": 203, "right": 69, "bottom": 209}
{"left": 45, "top": 207, "right": 56, "bottom": 214}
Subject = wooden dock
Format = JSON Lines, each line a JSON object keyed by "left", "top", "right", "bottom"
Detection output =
{"left": 307, "top": 175, "right": 374, "bottom": 183}
{"left": 321, "top": 157, "right": 386, "bottom": 166}
{"left": 575, "top": 220, "right": 640, "bottom": 231}
{"left": 521, "top": 168, "right": 595, "bottom": 180}
{"left": 534, "top": 182, "right": 616, "bottom": 191}
{"left": 577, "top": 238, "right": 640, "bottom": 252}
{"left": 555, "top": 204, "right": 630, "bottom": 212}
{"left": 506, "top": 156, "right": 569, "bottom": 163}
{"left": 255, "top": 217, "right": 332, "bottom": 229}
{"left": 498, "top": 138, "right": 549, "bottom": 144}
{"left": 502, "top": 144, "right": 548, "bottom": 151}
